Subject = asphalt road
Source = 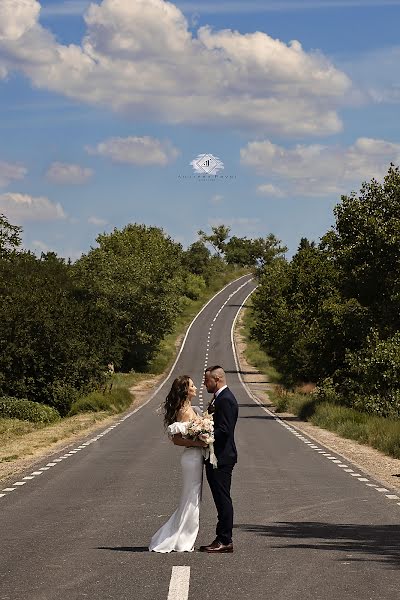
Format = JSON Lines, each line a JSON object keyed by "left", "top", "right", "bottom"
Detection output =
{"left": 1, "top": 274, "right": 399, "bottom": 600}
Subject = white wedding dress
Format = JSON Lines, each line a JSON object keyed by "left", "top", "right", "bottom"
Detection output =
{"left": 149, "top": 407, "right": 203, "bottom": 553}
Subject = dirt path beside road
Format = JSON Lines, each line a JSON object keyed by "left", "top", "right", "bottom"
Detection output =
{"left": 234, "top": 309, "right": 400, "bottom": 494}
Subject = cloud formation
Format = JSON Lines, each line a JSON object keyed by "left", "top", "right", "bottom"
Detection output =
{"left": 241, "top": 137, "right": 400, "bottom": 197}
{"left": 86, "top": 136, "right": 179, "bottom": 166}
{"left": 0, "top": 160, "right": 27, "bottom": 187}
{"left": 0, "top": 0, "right": 351, "bottom": 136}
{"left": 88, "top": 215, "right": 108, "bottom": 226}
{"left": 0, "top": 192, "right": 66, "bottom": 221}
{"left": 46, "top": 161, "right": 93, "bottom": 184}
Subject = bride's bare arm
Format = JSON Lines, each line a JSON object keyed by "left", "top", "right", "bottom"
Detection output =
{"left": 172, "top": 434, "right": 207, "bottom": 448}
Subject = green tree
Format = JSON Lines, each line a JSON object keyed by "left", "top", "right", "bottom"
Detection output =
{"left": 198, "top": 225, "right": 231, "bottom": 256}
{"left": 321, "top": 163, "right": 400, "bottom": 335}
{"left": 74, "top": 224, "right": 183, "bottom": 370}
{"left": 182, "top": 241, "right": 211, "bottom": 276}
{"left": 0, "top": 251, "right": 114, "bottom": 414}
{"left": 0, "top": 213, "right": 22, "bottom": 257}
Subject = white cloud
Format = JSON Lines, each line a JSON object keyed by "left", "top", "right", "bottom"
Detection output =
{"left": 0, "top": 192, "right": 66, "bottom": 221}
{"left": 86, "top": 136, "right": 179, "bottom": 166}
{"left": 46, "top": 161, "right": 93, "bottom": 184}
{"left": 0, "top": 160, "right": 27, "bottom": 187}
{"left": 210, "top": 194, "right": 224, "bottom": 204}
{"left": 241, "top": 137, "right": 400, "bottom": 197}
{"left": 88, "top": 215, "right": 108, "bottom": 226}
{"left": 0, "top": 0, "right": 40, "bottom": 42}
{"left": 256, "top": 183, "right": 286, "bottom": 197}
{"left": 0, "top": 0, "right": 351, "bottom": 136}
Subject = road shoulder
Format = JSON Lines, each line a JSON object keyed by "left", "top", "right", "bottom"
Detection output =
{"left": 234, "top": 308, "right": 400, "bottom": 494}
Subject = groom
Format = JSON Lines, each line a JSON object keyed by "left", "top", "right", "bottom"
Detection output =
{"left": 200, "top": 365, "right": 238, "bottom": 553}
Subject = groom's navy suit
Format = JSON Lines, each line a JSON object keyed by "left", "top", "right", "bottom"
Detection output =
{"left": 206, "top": 386, "right": 238, "bottom": 545}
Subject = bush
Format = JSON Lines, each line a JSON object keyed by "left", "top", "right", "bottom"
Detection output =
{"left": 68, "top": 388, "right": 132, "bottom": 416}
{"left": 329, "top": 331, "right": 400, "bottom": 418}
{"left": 47, "top": 381, "right": 80, "bottom": 417}
{"left": 0, "top": 397, "right": 60, "bottom": 423}
{"left": 181, "top": 273, "right": 206, "bottom": 301}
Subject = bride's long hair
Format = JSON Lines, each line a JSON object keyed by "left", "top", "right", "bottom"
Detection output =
{"left": 163, "top": 375, "right": 190, "bottom": 427}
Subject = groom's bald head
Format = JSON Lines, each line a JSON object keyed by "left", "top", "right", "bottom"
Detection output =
{"left": 204, "top": 365, "right": 226, "bottom": 393}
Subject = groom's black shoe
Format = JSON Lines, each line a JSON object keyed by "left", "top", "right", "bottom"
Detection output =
{"left": 199, "top": 538, "right": 219, "bottom": 552}
{"left": 200, "top": 541, "right": 234, "bottom": 553}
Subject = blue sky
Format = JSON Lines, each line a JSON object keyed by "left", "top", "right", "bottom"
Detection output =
{"left": 1, "top": 0, "right": 400, "bottom": 259}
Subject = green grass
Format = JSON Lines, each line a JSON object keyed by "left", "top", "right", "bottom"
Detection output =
{"left": 239, "top": 301, "right": 281, "bottom": 384}
{"left": 69, "top": 371, "right": 150, "bottom": 416}
{"left": 239, "top": 302, "right": 400, "bottom": 461}
{"left": 0, "top": 270, "right": 249, "bottom": 453}
{"left": 0, "top": 417, "right": 43, "bottom": 438}
{"left": 267, "top": 389, "right": 400, "bottom": 460}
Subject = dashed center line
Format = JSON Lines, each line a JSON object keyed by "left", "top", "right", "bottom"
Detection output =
{"left": 167, "top": 566, "right": 190, "bottom": 600}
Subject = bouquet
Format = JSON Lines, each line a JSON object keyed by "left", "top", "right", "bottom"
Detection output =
{"left": 185, "top": 415, "right": 218, "bottom": 468}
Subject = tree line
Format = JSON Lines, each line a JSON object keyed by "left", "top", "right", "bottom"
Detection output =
{"left": 0, "top": 216, "right": 281, "bottom": 417}
{"left": 251, "top": 164, "right": 400, "bottom": 418}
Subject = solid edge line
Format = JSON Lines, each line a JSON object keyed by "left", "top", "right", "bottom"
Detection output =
{"left": 230, "top": 291, "right": 400, "bottom": 496}
{"left": 115, "top": 274, "right": 254, "bottom": 420}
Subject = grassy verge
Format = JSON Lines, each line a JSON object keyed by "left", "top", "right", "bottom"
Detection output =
{"left": 68, "top": 371, "right": 149, "bottom": 416}
{"left": 239, "top": 301, "right": 281, "bottom": 383}
{"left": 0, "top": 371, "right": 150, "bottom": 466}
{"left": 240, "top": 302, "right": 400, "bottom": 460}
{"left": 0, "top": 270, "right": 247, "bottom": 470}
{"left": 268, "top": 388, "right": 400, "bottom": 460}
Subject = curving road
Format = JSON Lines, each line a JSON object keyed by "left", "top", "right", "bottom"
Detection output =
{"left": 1, "top": 274, "right": 399, "bottom": 600}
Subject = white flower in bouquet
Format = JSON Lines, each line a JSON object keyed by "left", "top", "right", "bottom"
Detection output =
{"left": 185, "top": 415, "right": 217, "bottom": 468}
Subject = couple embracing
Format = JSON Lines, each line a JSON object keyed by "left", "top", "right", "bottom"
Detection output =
{"left": 149, "top": 365, "right": 238, "bottom": 554}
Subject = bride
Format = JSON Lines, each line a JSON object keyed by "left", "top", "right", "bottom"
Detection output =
{"left": 149, "top": 375, "right": 207, "bottom": 553}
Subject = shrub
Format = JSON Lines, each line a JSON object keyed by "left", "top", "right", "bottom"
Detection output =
{"left": 329, "top": 331, "right": 400, "bottom": 418}
{"left": 0, "top": 397, "right": 60, "bottom": 423}
{"left": 68, "top": 388, "right": 132, "bottom": 416}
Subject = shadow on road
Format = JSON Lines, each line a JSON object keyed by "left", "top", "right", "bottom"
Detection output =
{"left": 234, "top": 522, "right": 400, "bottom": 567}
{"left": 238, "top": 403, "right": 272, "bottom": 408}
{"left": 97, "top": 546, "right": 149, "bottom": 553}
{"left": 239, "top": 415, "right": 275, "bottom": 420}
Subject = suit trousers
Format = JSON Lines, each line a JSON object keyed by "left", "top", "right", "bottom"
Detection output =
{"left": 205, "top": 462, "right": 234, "bottom": 545}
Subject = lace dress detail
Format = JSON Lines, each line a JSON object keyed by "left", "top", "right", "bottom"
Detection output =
{"left": 149, "top": 407, "right": 203, "bottom": 553}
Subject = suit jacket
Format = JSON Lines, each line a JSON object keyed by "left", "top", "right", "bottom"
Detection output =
{"left": 211, "top": 387, "right": 238, "bottom": 466}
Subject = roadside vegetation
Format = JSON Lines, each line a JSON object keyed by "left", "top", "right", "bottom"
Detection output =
{"left": 0, "top": 215, "right": 284, "bottom": 464}
{"left": 244, "top": 164, "right": 400, "bottom": 459}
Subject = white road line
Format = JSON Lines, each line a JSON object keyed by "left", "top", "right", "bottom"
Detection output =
{"left": 0, "top": 275, "right": 253, "bottom": 503}
{"left": 230, "top": 287, "right": 400, "bottom": 508}
{"left": 12, "top": 482, "right": 26, "bottom": 486}
{"left": 167, "top": 566, "right": 190, "bottom": 600}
